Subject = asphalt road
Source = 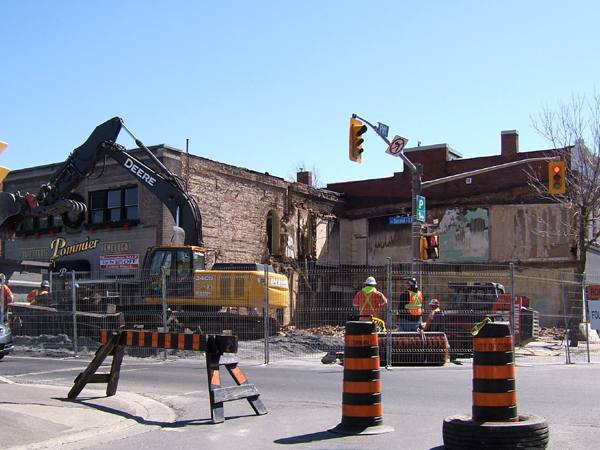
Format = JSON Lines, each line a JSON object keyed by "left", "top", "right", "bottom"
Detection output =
{"left": 1, "top": 355, "right": 598, "bottom": 449}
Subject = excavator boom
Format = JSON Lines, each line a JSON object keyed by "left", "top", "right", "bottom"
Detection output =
{"left": 0, "top": 118, "right": 202, "bottom": 246}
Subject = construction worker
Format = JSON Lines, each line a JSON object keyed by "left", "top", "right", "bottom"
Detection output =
{"left": 27, "top": 280, "right": 50, "bottom": 305}
{"left": 397, "top": 277, "right": 423, "bottom": 331}
{"left": 352, "top": 277, "right": 388, "bottom": 320}
{"left": 422, "top": 298, "right": 442, "bottom": 332}
{"left": 1, "top": 281, "right": 13, "bottom": 323}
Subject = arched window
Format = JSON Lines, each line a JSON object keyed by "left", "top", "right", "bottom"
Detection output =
{"left": 266, "top": 210, "right": 281, "bottom": 256}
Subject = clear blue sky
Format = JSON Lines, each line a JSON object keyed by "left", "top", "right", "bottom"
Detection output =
{"left": 2, "top": 1, "right": 599, "bottom": 187}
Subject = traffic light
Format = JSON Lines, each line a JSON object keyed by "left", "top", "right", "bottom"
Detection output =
{"left": 0, "top": 141, "right": 9, "bottom": 183}
{"left": 349, "top": 118, "right": 367, "bottom": 163}
{"left": 421, "top": 235, "right": 440, "bottom": 260}
{"left": 548, "top": 161, "right": 566, "bottom": 194}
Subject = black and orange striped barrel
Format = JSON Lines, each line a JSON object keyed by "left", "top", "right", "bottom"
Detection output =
{"left": 472, "top": 321, "right": 518, "bottom": 422}
{"left": 341, "top": 320, "right": 382, "bottom": 427}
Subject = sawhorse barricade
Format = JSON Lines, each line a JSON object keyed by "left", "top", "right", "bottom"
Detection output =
{"left": 68, "top": 329, "right": 267, "bottom": 424}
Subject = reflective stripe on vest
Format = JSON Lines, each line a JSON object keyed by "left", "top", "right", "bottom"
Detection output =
{"left": 404, "top": 290, "right": 422, "bottom": 315}
{"left": 359, "top": 289, "right": 375, "bottom": 315}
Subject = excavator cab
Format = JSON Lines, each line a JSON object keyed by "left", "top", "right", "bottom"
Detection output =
{"left": 142, "top": 245, "right": 205, "bottom": 300}
{"left": 145, "top": 246, "right": 205, "bottom": 277}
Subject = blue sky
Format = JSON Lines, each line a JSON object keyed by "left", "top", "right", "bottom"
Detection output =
{"left": 1, "top": 1, "right": 598, "bottom": 186}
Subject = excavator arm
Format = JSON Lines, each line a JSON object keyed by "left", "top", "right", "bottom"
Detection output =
{"left": 0, "top": 117, "right": 203, "bottom": 246}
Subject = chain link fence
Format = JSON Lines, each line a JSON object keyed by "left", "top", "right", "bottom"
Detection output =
{"left": 6, "top": 261, "right": 600, "bottom": 365}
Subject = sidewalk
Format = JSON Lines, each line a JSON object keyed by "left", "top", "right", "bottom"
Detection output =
{"left": 0, "top": 376, "right": 176, "bottom": 450}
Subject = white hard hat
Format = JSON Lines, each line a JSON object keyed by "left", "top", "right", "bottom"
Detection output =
{"left": 364, "top": 277, "right": 377, "bottom": 286}
{"left": 41, "top": 280, "right": 50, "bottom": 288}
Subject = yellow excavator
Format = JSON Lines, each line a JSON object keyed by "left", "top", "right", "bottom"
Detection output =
{"left": 0, "top": 118, "right": 289, "bottom": 337}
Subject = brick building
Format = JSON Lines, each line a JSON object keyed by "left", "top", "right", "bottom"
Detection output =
{"left": 1, "top": 145, "right": 344, "bottom": 274}
{"left": 327, "top": 130, "right": 576, "bottom": 269}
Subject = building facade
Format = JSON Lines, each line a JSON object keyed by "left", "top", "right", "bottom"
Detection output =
{"left": 1, "top": 145, "right": 344, "bottom": 274}
{"left": 327, "top": 130, "right": 576, "bottom": 268}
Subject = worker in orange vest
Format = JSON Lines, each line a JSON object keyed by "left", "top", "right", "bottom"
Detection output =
{"left": 422, "top": 298, "right": 442, "bottom": 332}
{"left": 352, "top": 277, "right": 388, "bottom": 320}
{"left": 27, "top": 280, "right": 50, "bottom": 305}
{"left": 2, "top": 282, "right": 13, "bottom": 322}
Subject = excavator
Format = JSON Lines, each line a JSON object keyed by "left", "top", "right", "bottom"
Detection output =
{"left": 0, "top": 117, "right": 289, "bottom": 337}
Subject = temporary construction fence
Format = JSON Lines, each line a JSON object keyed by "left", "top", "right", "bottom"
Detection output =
{"left": 6, "top": 261, "right": 600, "bottom": 365}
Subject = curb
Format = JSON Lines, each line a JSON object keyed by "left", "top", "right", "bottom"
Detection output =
{"left": 1, "top": 381, "right": 177, "bottom": 450}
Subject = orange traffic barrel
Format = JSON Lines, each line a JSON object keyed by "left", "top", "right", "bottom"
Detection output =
{"left": 472, "top": 321, "right": 517, "bottom": 422}
{"left": 329, "top": 320, "right": 393, "bottom": 435}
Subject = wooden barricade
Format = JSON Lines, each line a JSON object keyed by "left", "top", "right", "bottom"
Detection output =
{"left": 68, "top": 329, "right": 266, "bottom": 423}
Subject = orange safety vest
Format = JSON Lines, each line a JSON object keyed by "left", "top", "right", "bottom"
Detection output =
{"left": 423, "top": 308, "right": 440, "bottom": 331}
{"left": 404, "top": 290, "right": 423, "bottom": 316}
{"left": 27, "top": 288, "right": 49, "bottom": 305}
{"left": 353, "top": 286, "right": 388, "bottom": 319}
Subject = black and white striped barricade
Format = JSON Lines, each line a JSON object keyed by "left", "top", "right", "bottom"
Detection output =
{"left": 68, "top": 329, "right": 266, "bottom": 424}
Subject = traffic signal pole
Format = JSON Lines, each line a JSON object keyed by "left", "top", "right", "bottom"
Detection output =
{"left": 420, "top": 156, "right": 560, "bottom": 189}
{"left": 350, "top": 114, "right": 561, "bottom": 274}
{"left": 351, "top": 114, "right": 423, "bottom": 270}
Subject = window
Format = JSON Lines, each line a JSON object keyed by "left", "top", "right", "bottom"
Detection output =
{"left": 19, "top": 214, "right": 62, "bottom": 232}
{"left": 89, "top": 186, "right": 138, "bottom": 224}
{"left": 266, "top": 210, "right": 281, "bottom": 255}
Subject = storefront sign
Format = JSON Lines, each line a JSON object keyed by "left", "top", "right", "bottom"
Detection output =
{"left": 100, "top": 254, "right": 140, "bottom": 270}
{"left": 100, "top": 241, "right": 133, "bottom": 254}
{"left": 49, "top": 236, "right": 100, "bottom": 260}
{"left": 22, "top": 247, "right": 50, "bottom": 259}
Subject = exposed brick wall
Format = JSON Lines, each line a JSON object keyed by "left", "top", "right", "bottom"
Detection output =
{"left": 1, "top": 145, "right": 343, "bottom": 268}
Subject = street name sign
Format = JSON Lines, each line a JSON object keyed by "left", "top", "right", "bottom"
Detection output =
{"left": 389, "top": 216, "right": 411, "bottom": 225}
{"left": 378, "top": 123, "right": 389, "bottom": 138}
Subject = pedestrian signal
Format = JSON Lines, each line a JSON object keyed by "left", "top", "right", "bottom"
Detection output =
{"left": 548, "top": 161, "right": 566, "bottom": 194}
{"left": 349, "top": 118, "right": 367, "bottom": 163}
{"left": 421, "top": 235, "right": 440, "bottom": 260}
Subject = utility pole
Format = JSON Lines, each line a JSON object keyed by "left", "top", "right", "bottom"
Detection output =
{"left": 350, "top": 114, "right": 422, "bottom": 274}
{"left": 411, "top": 164, "right": 423, "bottom": 272}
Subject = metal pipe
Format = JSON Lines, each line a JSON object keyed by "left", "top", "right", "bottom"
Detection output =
{"left": 72, "top": 270, "right": 78, "bottom": 357}
{"left": 386, "top": 257, "right": 392, "bottom": 369}
{"left": 510, "top": 263, "right": 515, "bottom": 339}
{"left": 421, "top": 156, "right": 561, "bottom": 189}
{"left": 161, "top": 266, "right": 167, "bottom": 361}
{"left": 583, "top": 273, "right": 590, "bottom": 363}
{"left": 264, "top": 265, "right": 270, "bottom": 365}
{"left": 561, "top": 271, "right": 571, "bottom": 364}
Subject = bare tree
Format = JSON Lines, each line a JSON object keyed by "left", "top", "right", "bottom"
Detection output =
{"left": 529, "top": 93, "right": 600, "bottom": 275}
